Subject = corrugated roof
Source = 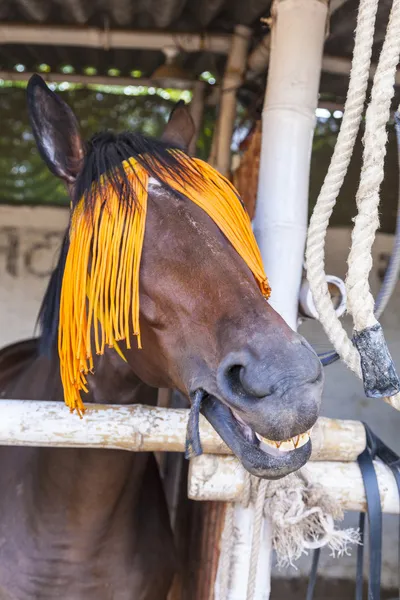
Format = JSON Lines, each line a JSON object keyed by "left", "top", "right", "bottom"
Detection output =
{"left": 0, "top": 0, "right": 397, "bottom": 104}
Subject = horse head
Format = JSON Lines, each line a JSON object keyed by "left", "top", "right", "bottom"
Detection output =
{"left": 27, "top": 74, "right": 323, "bottom": 480}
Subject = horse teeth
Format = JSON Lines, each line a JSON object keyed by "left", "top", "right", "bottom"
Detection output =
{"left": 255, "top": 430, "right": 311, "bottom": 452}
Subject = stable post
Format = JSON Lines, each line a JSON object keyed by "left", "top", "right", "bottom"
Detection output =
{"left": 253, "top": 0, "right": 328, "bottom": 328}
{"left": 215, "top": 25, "right": 251, "bottom": 176}
{"left": 215, "top": 1, "right": 329, "bottom": 598}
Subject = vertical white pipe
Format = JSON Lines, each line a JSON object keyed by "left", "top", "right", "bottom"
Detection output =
{"left": 251, "top": 2, "right": 327, "bottom": 598}
{"left": 253, "top": 0, "right": 328, "bottom": 329}
{"left": 215, "top": 1, "right": 328, "bottom": 599}
{"left": 216, "top": 24, "right": 251, "bottom": 176}
{"left": 215, "top": 505, "right": 272, "bottom": 600}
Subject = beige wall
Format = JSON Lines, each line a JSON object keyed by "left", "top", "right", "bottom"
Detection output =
{"left": 0, "top": 207, "right": 399, "bottom": 587}
{"left": 0, "top": 205, "right": 68, "bottom": 346}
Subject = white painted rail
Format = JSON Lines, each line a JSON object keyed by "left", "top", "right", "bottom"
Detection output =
{"left": 188, "top": 455, "right": 400, "bottom": 514}
{"left": 0, "top": 399, "right": 366, "bottom": 460}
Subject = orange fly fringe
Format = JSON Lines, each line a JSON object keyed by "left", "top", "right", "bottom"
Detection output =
{"left": 59, "top": 153, "right": 271, "bottom": 415}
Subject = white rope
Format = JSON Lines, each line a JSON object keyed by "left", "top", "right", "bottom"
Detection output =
{"left": 306, "top": 0, "right": 400, "bottom": 410}
{"left": 246, "top": 479, "right": 268, "bottom": 600}
{"left": 306, "top": 0, "right": 379, "bottom": 376}
{"left": 346, "top": 0, "right": 400, "bottom": 331}
{"left": 218, "top": 472, "right": 360, "bottom": 599}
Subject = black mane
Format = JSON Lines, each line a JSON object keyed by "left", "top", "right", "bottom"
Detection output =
{"left": 38, "top": 130, "right": 196, "bottom": 356}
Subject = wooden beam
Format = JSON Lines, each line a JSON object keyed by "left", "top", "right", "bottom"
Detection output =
{"left": 0, "top": 399, "right": 366, "bottom": 461}
{"left": 0, "top": 24, "right": 231, "bottom": 54}
{"left": 0, "top": 70, "right": 194, "bottom": 90}
{"left": 250, "top": 50, "right": 400, "bottom": 86}
{"left": 188, "top": 455, "right": 400, "bottom": 514}
{"left": 322, "top": 54, "right": 400, "bottom": 86}
{"left": 215, "top": 24, "right": 251, "bottom": 175}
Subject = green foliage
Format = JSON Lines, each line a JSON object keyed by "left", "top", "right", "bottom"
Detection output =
{"left": 0, "top": 82, "right": 216, "bottom": 206}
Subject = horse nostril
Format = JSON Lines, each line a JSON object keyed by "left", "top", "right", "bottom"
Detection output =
{"left": 225, "top": 364, "right": 246, "bottom": 397}
{"left": 219, "top": 353, "right": 272, "bottom": 399}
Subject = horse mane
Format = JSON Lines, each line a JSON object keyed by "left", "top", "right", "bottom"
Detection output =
{"left": 38, "top": 130, "right": 195, "bottom": 357}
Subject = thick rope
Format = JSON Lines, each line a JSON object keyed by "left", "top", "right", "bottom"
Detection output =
{"left": 306, "top": 0, "right": 400, "bottom": 410}
{"left": 218, "top": 472, "right": 360, "bottom": 599}
{"left": 346, "top": 0, "right": 400, "bottom": 331}
{"left": 246, "top": 479, "right": 268, "bottom": 600}
{"left": 306, "top": 0, "right": 379, "bottom": 376}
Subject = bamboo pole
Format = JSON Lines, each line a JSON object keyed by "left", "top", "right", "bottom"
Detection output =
{"left": 215, "top": 24, "right": 251, "bottom": 176}
{"left": 188, "top": 455, "right": 400, "bottom": 514}
{"left": 0, "top": 70, "right": 195, "bottom": 90}
{"left": 0, "top": 24, "right": 231, "bottom": 54}
{"left": 0, "top": 400, "right": 366, "bottom": 461}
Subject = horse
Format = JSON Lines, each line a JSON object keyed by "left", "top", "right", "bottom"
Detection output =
{"left": 0, "top": 74, "right": 323, "bottom": 599}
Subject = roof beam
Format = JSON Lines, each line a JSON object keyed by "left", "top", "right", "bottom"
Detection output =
{"left": 248, "top": 51, "right": 400, "bottom": 86}
{"left": 0, "top": 69, "right": 196, "bottom": 89}
{"left": 0, "top": 23, "right": 231, "bottom": 54}
{"left": 322, "top": 54, "right": 400, "bottom": 86}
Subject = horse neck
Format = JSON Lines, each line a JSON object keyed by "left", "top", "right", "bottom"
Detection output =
{"left": 19, "top": 347, "right": 158, "bottom": 542}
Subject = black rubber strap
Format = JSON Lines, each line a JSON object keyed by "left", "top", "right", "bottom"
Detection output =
{"left": 364, "top": 424, "right": 400, "bottom": 600}
{"left": 355, "top": 512, "right": 365, "bottom": 600}
{"left": 305, "top": 547, "right": 320, "bottom": 600}
{"left": 306, "top": 423, "right": 400, "bottom": 600}
{"left": 356, "top": 445, "right": 382, "bottom": 600}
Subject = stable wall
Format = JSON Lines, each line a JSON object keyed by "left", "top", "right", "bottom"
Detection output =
{"left": 0, "top": 205, "right": 68, "bottom": 346}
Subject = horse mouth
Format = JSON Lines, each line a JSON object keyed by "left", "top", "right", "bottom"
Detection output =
{"left": 199, "top": 393, "right": 313, "bottom": 479}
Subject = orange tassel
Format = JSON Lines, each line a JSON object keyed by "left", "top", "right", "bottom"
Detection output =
{"left": 58, "top": 155, "right": 270, "bottom": 414}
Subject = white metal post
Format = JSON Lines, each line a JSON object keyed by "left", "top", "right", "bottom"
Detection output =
{"left": 215, "top": 1, "right": 328, "bottom": 598}
{"left": 253, "top": 0, "right": 328, "bottom": 329}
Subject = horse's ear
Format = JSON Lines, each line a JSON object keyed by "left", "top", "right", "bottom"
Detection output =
{"left": 161, "top": 101, "right": 195, "bottom": 152}
{"left": 27, "top": 74, "right": 85, "bottom": 183}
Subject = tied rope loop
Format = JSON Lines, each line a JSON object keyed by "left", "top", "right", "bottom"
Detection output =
{"left": 346, "top": 0, "right": 400, "bottom": 332}
{"left": 318, "top": 109, "right": 400, "bottom": 369}
{"left": 306, "top": 0, "right": 379, "bottom": 376}
{"left": 218, "top": 473, "right": 360, "bottom": 600}
{"left": 306, "top": 0, "right": 400, "bottom": 408}
{"left": 345, "top": 0, "right": 400, "bottom": 399}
